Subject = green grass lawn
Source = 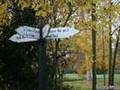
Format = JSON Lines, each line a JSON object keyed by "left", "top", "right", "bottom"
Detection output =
{"left": 63, "top": 73, "right": 120, "bottom": 90}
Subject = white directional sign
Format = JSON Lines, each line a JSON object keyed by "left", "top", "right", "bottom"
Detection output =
{"left": 15, "top": 26, "right": 39, "bottom": 39}
{"left": 47, "top": 27, "right": 79, "bottom": 39}
{"left": 9, "top": 33, "right": 38, "bottom": 43}
{"left": 9, "top": 25, "right": 79, "bottom": 43}
{"left": 16, "top": 24, "right": 50, "bottom": 39}
{"left": 42, "top": 24, "right": 50, "bottom": 38}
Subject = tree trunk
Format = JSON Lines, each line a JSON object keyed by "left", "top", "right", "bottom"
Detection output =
{"left": 108, "top": 1, "right": 113, "bottom": 90}
{"left": 111, "top": 27, "right": 120, "bottom": 86}
{"left": 102, "top": 28, "right": 106, "bottom": 86}
{"left": 91, "top": 1, "right": 97, "bottom": 90}
{"left": 108, "top": 20, "right": 113, "bottom": 90}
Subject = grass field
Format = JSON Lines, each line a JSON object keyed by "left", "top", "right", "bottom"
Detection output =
{"left": 63, "top": 73, "right": 120, "bottom": 90}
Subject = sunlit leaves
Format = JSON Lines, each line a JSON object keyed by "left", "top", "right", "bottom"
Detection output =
{"left": 18, "top": 0, "right": 32, "bottom": 9}
{"left": 32, "top": 0, "right": 52, "bottom": 17}
{"left": 0, "top": 2, "right": 10, "bottom": 26}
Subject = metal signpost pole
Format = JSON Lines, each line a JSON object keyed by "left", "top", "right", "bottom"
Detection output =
{"left": 38, "top": 25, "right": 47, "bottom": 90}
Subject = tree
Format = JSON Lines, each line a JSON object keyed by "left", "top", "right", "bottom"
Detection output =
{"left": 91, "top": 1, "right": 97, "bottom": 90}
{"left": 0, "top": 1, "right": 42, "bottom": 90}
{"left": 1, "top": 0, "right": 120, "bottom": 90}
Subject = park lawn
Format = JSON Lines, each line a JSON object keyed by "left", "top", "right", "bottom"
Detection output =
{"left": 97, "top": 74, "right": 120, "bottom": 81}
{"left": 63, "top": 74, "right": 92, "bottom": 90}
{"left": 63, "top": 73, "right": 120, "bottom": 90}
{"left": 64, "top": 80, "right": 92, "bottom": 90}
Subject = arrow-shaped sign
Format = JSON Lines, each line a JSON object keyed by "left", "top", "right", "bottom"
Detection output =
{"left": 15, "top": 26, "right": 39, "bottom": 39}
{"left": 16, "top": 24, "right": 50, "bottom": 39}
{"left": 9, "top": 33, "right": 38, "bottom": 43}
{"left": 47, "top": 27, "right": 79, "bottom": 39}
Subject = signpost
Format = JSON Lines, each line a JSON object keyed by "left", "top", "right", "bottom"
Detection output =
{"left": 9, "top": 24, "right": 79, "bottom": 90}
{"left": 38, "top": 24, "right": 47, "bottom": 90}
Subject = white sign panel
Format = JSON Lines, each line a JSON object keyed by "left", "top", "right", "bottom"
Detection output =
{"left": 15, "top": 26, "right": 39, "bottom": 39}
{"left": 46, "top": 27, "right": 79, "bottom": 39}
{"left": 9, "top": 34, "right": 38, "bottom": 43}
{"left": 42, "top": 24, "right": 50, "bottom": 38}
{"left": 16, "top": 24, "right": 50, "bottom": 38}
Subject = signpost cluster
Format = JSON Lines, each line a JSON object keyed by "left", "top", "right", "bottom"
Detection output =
{"left": 9, "top": 24, "right": 79, "bottom": 90}
{"left": 9, "top": 24, "right": 79, "bottom": 42}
